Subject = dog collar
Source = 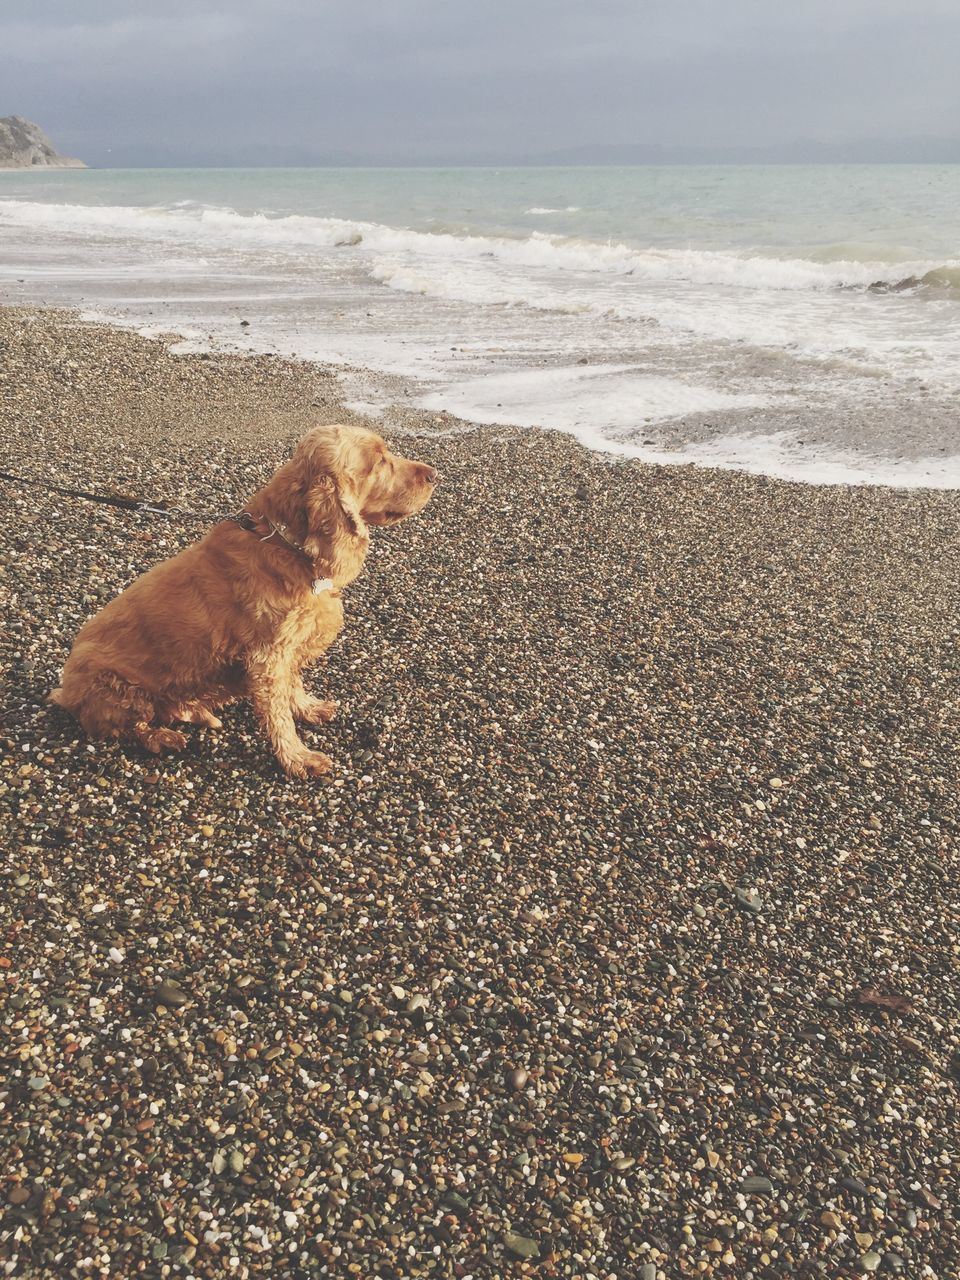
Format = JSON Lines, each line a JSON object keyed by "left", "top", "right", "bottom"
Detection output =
{"left": 231, "top": 511, "right": 318, "bottom": 569}
{"left": 230, "top": 513, "right": 342, "bottom": 596}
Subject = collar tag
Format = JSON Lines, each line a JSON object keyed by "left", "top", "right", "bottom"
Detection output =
{"left": 312, "top": 577, "right": 334, "bottom": 594}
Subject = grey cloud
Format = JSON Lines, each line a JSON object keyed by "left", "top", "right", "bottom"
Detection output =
{"left": 2, "top": 1, "right": 959, "bottom": 165}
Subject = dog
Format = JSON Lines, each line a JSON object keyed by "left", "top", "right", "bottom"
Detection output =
{"left": 50, "top": 424, "right": 437, "bottom": 777}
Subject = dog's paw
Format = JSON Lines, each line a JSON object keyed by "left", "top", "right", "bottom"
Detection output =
{"left": 297, "top": 698, "right": 338, "bottom": 725}
{"left": 284, "top": 749, "right": 333, "bottom": 779}
{"left": 177, "top": 705, "right": 223, "bottom": 729}
{"left": 140, "top": 726, "right": 188, "bottom": 753}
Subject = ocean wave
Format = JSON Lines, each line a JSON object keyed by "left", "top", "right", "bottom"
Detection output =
{"left": 525, "top": 205, "right": 582, "bottom": 214}
{"left": 2, "top": 197, "right": 959, "bottom": 298}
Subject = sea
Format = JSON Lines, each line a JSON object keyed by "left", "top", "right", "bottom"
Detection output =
{"left": 2, "top": 165, "right": 959, "bottom": 487}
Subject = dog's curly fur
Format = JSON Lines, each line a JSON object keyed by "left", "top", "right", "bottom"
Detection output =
{"left": 50, "top": 424, "right": 436, "bottom": 777}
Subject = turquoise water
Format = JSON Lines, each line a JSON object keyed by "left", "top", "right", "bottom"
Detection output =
{"left": 3, "top": 164, "right": 960, "bottom": 261}
{"left": 1, "top": 166, "right": 959, "bottom": 484}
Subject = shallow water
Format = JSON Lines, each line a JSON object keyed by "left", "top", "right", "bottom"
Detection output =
{"left": 2, "top": 165, "right": 959, "bottom": 486}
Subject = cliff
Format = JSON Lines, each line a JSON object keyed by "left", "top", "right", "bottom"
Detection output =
{"left": 0, "top": 116, "right": 86, "bottom": 169}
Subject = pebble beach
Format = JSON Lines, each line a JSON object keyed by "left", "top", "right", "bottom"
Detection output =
{"left": 1, "top": 305, "right": 959, "bottom": 1278}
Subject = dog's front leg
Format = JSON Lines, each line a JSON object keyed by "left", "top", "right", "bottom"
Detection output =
{"left": 246, "top": 656, "right": 332, "bottom": 778}
{"left": 290, "top": 675, "right": 338, "bottom": 726}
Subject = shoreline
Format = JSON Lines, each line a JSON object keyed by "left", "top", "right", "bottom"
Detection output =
{"left": 3, "top": 176, "right": 960, "bottom": 492}
{"left": 2, "top": 304, "right": 959, "bottom": 1278}
{"left": 51, "top": 305, "right": 960, "bottom": 492}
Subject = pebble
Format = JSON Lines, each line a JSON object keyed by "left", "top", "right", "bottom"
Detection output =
{"left": 734, "top": 887, "right": 763, "bottom": 914}
{"left": 504, "top": 1231, "right": 540, "bottom": 1259}
{"left": 842, "top": 1177, "right": 869, "bottom": 1197}
{"left": 741, "top": 1176, "right": 775, "bottom": 1196}
{"left": 2, "top": 307, "right": 959, "bottom": 1279}
{"left": 156, "top": 979, "right": 189, "bottom": 1007}
{"left": 442, "top": 1191, "right": 471, "bottom": 1218}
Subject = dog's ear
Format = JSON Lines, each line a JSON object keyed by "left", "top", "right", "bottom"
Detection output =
{"left": 303, "top": 472, "right": 367, "bottom": 560}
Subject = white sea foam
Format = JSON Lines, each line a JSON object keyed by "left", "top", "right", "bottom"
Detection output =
{"left": 418, "top": 366, "right": 960, "bottom": 488}
{"left": 645, "top": 431, "right": 960, "bottom": 489}
{"left": 2, "top": 198, "right": 953, "bottom": 293}
{"left": 418, "top": 365, "right": 771, "bottom": 437}
{"left": 3, "top": 178, "right": 960, "bottom": 489}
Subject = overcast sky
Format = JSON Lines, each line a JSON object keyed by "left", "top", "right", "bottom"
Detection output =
{"left": 3, "top": 0, "right": 960, "bottom": 165}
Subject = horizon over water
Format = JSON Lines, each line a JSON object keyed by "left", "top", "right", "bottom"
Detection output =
{"left": 1, "top": 164, "right": 959, "bottom": 486}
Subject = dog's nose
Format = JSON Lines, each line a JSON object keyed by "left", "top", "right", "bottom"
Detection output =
{"left": 421, "top": 464, "right": 439, "bottom": 485}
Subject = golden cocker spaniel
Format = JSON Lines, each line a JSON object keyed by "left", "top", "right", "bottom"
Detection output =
{"left": 50, "top": 424, "right": 437, "bottom": 777}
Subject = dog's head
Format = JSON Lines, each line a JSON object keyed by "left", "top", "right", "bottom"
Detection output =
{"left": 296, "top": 424, "right": 437, "bottom": 540}
{"left": 260, "top": 424, "right": 437, "bottom": 577}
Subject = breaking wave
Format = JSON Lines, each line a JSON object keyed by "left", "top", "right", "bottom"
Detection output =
{"left": 2, "top": 197, "right": 958, "bottom": 297}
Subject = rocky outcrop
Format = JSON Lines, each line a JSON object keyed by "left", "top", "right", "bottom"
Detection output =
{"left": 0, "top": 116, "right": 85, "bottom": 169}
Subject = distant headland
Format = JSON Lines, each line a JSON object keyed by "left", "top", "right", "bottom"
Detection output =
{"left": 0, "top": 116, "right": 85, "bottom": 169}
